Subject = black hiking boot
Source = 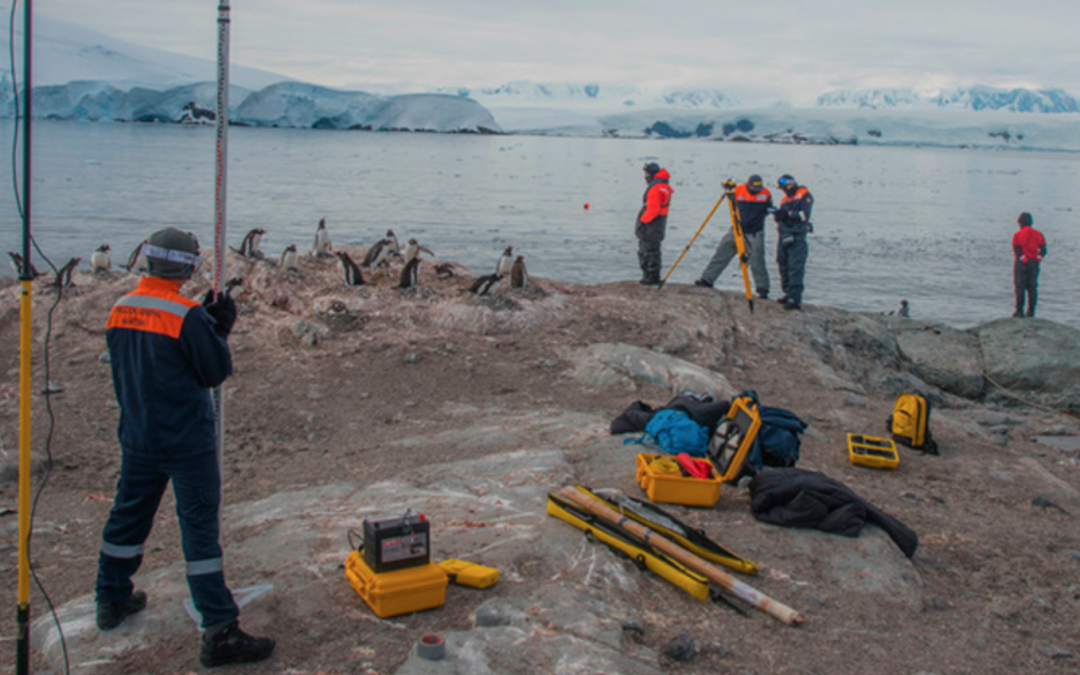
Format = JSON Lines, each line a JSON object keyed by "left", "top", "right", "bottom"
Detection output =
{"left": 200, "top": 620, "right": 275, "bottom": 668}
{"left": 784, "top": 299, "right": 802, "bottom": 311}
{"left": 757, "top": 290, "right": 769, "bottom": 300}
{"left": 96, "top": 590, "right": 147, "bottom": 631}
{"left": 776, "top": 295, "right": 789, "bottom": 305}
{"left": 694, "top": 278, "right": 713, "bottom": 288}
{"left": 639, "top": 278, "right": 661, "bottom": 286}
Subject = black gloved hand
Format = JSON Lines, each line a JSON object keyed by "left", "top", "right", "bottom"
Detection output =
{"left": 202, "top": 290, "right": 237, "bottom": 338}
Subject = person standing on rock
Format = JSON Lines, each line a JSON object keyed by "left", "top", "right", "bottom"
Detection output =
{"left": 694, "top": 173, "right": 773, "bottom": 298}
{"left": 773, "top": 174, "right": 814, "bottom": 311}
{"left": 95, "top": 227, "right": 275, "bottom": 668}
{"left": 1012, "top": 212, "right": 1047, "bottom": 318}
{"left": 635, "top": 162, "right": 674, "bottom": 285}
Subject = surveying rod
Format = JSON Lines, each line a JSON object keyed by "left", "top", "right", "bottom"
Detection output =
{"left": 213, "top": 0, "right": 231, "bottom": 492}
{"left": 17, "top": 1, "right": 35, "bottom": 673}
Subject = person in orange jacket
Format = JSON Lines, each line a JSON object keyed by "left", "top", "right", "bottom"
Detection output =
{"left": 635, "top": 162, "right": 674, "bottom": 285}
{"left": 1012, "top": 212, "right": 1047, "bottom": 318}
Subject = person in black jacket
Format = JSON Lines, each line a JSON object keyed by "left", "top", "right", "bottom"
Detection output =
{"left": 773, "top": 174, "right": 814, "bottom": 311}
{"left": 695, "top": 174, "right": 773, "bottom": 298}
{"left": 95, "top": 227, "right": 274, "bottom": 668}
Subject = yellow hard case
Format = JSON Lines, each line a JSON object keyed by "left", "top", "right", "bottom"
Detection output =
{"left": 636, "top": 453, "right": 722, "bottom": 507}
{"left": 437, "top": 559, "right": 500, "bottom": 589}
{"left": 847, "top": 433, "right": 899, "bottom": 470}
{"left": 345, "top": 550, "right": 447, "bottom": 618}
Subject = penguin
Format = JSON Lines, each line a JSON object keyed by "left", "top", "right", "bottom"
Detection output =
{"left": 496, "top": 246, "right": 514, "bottom": 276}
{"left": 225, "top": 276, "right": 245, "bottom": 297}
{"left": 434, "top": 262, "right": 457, "bottom": 278}
{"left": 398, "top": 256, "right": 420, "bottom": 289}
{"left": 279, "top": 244, "right": 299, "bottom": 271}
{"left": 336, "top": 251, "right": 367, "bottom": 286}
{"left": 469, "top": 273, "right": 503, "bottom": 296}
{"left": 90, "top": 244, "right": 112, "bottom": 273}
{"left": 124, "top": 241, "right": 149, "bottom": 273}
{"left": 362, "top": 238, "right": 390, "bottom": 269}
{"left": 510, "top": 255, "right": 528, "bottom": 289}
{"left": 7, "top": 251, "right": 41, "bottom": 278}
{"left": 403, "top": 238, "right": 435, "bottom": 265}
{"left": 313, "top": 218, "right": 332, "bottom": 258}
{"left": 238, "top": 228, "right": 267, "bottom": 259}
{"left": 54, "top": 257, "right": 81, "bottom": 288}
{"left": 898, "top": 299, "right": 910, "bottom": 318}
{"left": 385, "top": 229, "right": 401, "bottom": 257}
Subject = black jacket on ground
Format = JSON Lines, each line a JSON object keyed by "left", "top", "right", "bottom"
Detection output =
{"left": 610, "top": 395, "right": 730, "bottom": 436}
{"left": 749, "top": 468, "right": 918, "bottom": 558}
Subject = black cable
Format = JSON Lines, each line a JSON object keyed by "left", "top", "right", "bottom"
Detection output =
{"left": 9, "top": 2, "right": 69, "bottom": 673}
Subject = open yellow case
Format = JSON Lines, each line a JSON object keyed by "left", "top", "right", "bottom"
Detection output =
{"left": 706, "top": 396, "right": 762, "bottom": 483}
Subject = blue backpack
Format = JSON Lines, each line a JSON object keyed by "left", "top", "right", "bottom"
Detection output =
{"left": 745, "top": 405, "right": 807, "bottom": 471}
{"left": 625, "top": 409, "right": 710, "bottom": 457}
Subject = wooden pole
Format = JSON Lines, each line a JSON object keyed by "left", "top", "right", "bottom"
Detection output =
{"left": 559, "top": 487, "right": 804, "bottom": 625}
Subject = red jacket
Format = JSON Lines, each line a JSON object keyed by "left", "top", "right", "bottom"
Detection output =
{"left": 1012, "top": 226, "right": 1046, "bottom": 262}
{"left": 640, "top": 169, "right": 673, "bottom": 224}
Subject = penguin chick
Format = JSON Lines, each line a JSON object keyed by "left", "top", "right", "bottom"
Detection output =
{"left": 7, "top": 251, "right": 41, "bottom": 278}
{"left": 510, "top": 255, "right": 528, "bottom": 289}
{"left": 434, "top": 262, "right": 457, "bottom": 278}
{"left": 90, "top": 244, "right": 112, "bottom": 273}
{"left": 336, "top": 251, "right": 367, "bottom": 287}
{"left": 279, "top": 244, "right": 299, "bottom": 271}
{"left": 238, "top": 228, "right": 267, "bottom": 259}
{"left": 398, "top": 257, "right": 420, "bottom": 289}
{"left": 496, "top": 246, "right": 514, "bottom": 276}
{"left": 54, "top": 257, "right": 81, "bottom": 288}
{"left": 469, "top": 273, "right": 503, "bottom": 296}
{"left": 313, "top": 218, "right": 332, "bottom": 258}
{"left": 403, "top": 238, "right": 435, "bottom": 265}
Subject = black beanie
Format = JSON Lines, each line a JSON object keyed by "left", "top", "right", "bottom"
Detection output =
{"left": 1018, "top": 212, "right": 1033, "bottom": 227}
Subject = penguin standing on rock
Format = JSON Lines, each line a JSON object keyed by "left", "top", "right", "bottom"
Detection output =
{"left": 7, "top": 252, "right": 41, "bottom": 278}
{"left": 385, "top": 229, "right": 401, "bottom": 257}
{"left": 469, "top": 273, "right": 503, "bottom": 296}
{"left": 279, "top": 244, "right": 299, "bottom": 271}
{"left": 362, "top": 238, "right": 391, "bottom": 269}
{"left": 496, "top": 246, "right": 514, "bottom": 276}
{"left": 510, "top": 255, "right": 528, "bottom": 289}
{"left": 124, "top": 241, "right": 148, "bottom": 273}
{"left": 399, "top": 257, "right": 420, "bottom": 289}
{"left": 313, "top": 218, "right": 332, "bottom": 258}
{"left": 54, "top": 257, "right": 81, "bottom": 288}
{"left": 336, "top": 251, "right": 367, "bottom": 287}
{"left": 91, "top": 245, "right": 112, "bottom": 273}
{"left": 403, "top": 238, "right": 435, "bottom": 265}
{"left": 237, "top": 228, "right": 267, "bottom": 259}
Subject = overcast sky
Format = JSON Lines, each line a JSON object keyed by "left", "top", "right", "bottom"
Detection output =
{"left": 33, "top": 0, "right": 1080, "bottom": 105}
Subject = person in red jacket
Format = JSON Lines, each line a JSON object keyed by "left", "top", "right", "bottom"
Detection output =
{"left": 635, "top": 162, "right": 674, "bottom": 285}
{"left": 95, "top": 227, "right": 275, "bottom": 667}
{"left": 1012, "top": 212, "right": 1047, "bottom": 318}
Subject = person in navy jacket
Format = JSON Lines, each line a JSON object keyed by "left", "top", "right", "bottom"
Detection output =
{"left": 95, "top": 227, "right": 274, "bottom": 667}
{"left": 695, "top": 174, "right": 773, "bottom": 297}
{"left": 773, "top": 174, "right": 814, "bottom": 311}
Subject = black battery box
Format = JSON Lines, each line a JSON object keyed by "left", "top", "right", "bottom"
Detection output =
{"left": 362, "top": 512, "right": 430, "bottom": 573}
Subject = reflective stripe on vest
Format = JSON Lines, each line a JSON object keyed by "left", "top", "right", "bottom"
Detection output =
{"left": 107, "top": 294, "right": 193, "bottom": 338}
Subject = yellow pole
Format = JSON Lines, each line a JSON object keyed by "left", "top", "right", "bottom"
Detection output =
{"left": 17, "top": 280, "right": 33, "bottom": 671}
{"left": 723, "top": 180, "right": 755, "bottom": 313}
{"left": 659, "top": 194, "right": 725, "bottom": 288}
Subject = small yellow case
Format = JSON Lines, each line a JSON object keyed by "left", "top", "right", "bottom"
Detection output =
{"left": 437, "top": 558, "right": 500, "bottom": 589}
{"left": 345, "top": 550, "right": 447, "bottom": 618}
{"left": 847, "top": 433, "right": 899, "bottom": 470}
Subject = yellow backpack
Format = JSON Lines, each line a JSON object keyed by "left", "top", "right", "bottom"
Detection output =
{"left": 888, "top": 393, "right": 939, "bottom": 454}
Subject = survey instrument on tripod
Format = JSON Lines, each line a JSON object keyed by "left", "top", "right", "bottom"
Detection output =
{"left": 659, "top": 193, "right": 726, "bottom": 289}
{"left": 722, "top": 179, "right": 754, "bottom": 313}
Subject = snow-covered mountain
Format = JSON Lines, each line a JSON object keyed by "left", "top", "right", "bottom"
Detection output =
{"left": 816, "top": 86, "right": 1079, "bottom": 113}
{"left": 436, "top": 81, "right": 741, "bottom": 111}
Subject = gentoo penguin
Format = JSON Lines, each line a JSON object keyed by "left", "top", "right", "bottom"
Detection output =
{"left": 362, "top": 238, "right": 390, "bottom": 269}
{"left": 434, "top": 262, "right": 457, "bottom": 278}
{"left": 496, "top": 246, "right": 514, "bottom": 276}
{"left": 313, "top": 218, "right": 332, "bottom": 258}
{"left": 279, "top": 244, "right": 299, "bottom": 271}
{"left": 225, "top": 276, "right": 245, "bottom": 296}
{"left": 124, "top": 241, "right": 148, "bottom": 273}
{"left": 336, "top": 251, "right": 366, "bottom": 286}
{"left": 510, "top": 255, "right": 528, "bottom": 289}
{"left": 398, "top": 257, "right": 420, "bottom": 289}
{"left": 7, "top": 251, "right": 41, "bottom": 278}
{"left": 898, "top": 299, "right": 910, "bottom": 318}
{"left": 403, "top": 238, "right": 435, "bottom": 265}
{"left": 90, "top": 244, "right": 112, "bottom": 273}
{"left": 385, "top": 229, "right": 401, "bottom": 257}
{"left": 469, "top": 273, "right": 502, "bottom": 296}
{"left": 54, "top": 257, "right": 81, "bottom": 288}
{"left": 238, "top": 228, "right": 267, "bottom": 259}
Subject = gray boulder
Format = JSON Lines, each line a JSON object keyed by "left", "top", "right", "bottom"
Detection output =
{"left": 893, "top": 324, "right": 985, "bottom": 398}
{"left": 977, "top": 319, "right": 1080, "bottom": 410}
{"left": 563, "top": 343, "right": 737, "bottom": 398}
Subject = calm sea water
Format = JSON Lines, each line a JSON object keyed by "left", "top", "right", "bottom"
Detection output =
{"left": 2, "top": 120, "right": 1078, "bottom": 329}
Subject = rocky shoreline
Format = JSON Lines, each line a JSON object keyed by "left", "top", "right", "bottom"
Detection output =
{"left": 1, "top": 251, "right": 1078, "bottom": 674}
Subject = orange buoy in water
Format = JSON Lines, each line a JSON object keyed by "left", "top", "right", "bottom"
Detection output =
{"left": 584, "top": 202, "right": 590, "bottom": 210}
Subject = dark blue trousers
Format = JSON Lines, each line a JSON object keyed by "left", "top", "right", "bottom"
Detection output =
{"left": 777, "top": 232, "right": 809, "bottom": 304}
{"left": 96, "top": 449, "right": 239, "bottom": 628}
